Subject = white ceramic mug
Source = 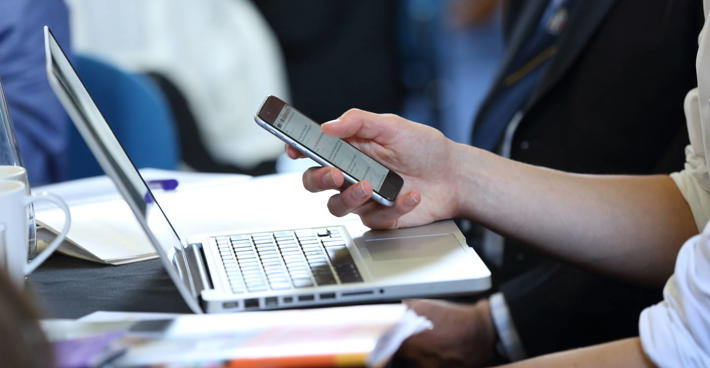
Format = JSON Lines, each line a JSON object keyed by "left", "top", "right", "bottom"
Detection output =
{"left": 0, "top": 165, "right": 37, "bottom": 257}
{"left": 0, "top": 165, "right": 28, "bottom": 182}
{"left": 0, "top": 179, "right": 70, "bottom": 285}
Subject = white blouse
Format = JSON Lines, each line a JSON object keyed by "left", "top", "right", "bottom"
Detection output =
{"left": 639, "top": 1, "right": 710, "bottom": 366}
{"left": 639, "top": 225, "right": 710, "bottom": 367}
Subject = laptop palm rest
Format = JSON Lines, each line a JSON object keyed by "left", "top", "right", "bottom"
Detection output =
{"left": 356, "top": 231, "right": 470, "bottom": 280}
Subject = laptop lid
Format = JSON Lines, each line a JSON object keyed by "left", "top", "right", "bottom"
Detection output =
{"left": 43, "top": 26, "right": 203, "bottom": 313}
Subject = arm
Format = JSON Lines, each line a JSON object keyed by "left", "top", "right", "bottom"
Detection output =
{"left": 498, "top": 338, "right": 655, "bottom": 368}
{"left": 291, "top": 109, "right": 696, "bottom": 285}
{"left": 453, "top": 145, "right": 696, "bottom": 286}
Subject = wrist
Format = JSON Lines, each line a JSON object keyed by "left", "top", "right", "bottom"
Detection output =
{"left": 475, "top": 298, "right": 498, "bottom": 352}
{"left": 448, "top": 142, "right": 492, "bottom": 220}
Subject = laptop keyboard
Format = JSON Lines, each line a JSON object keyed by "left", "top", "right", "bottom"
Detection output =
{"left": 214, "top": 227, "right": 363, "bottom": 294}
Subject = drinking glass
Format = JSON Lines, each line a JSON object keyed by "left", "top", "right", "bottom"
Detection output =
{"left": 0, "top": 78, "right": 37, "bottom": 258}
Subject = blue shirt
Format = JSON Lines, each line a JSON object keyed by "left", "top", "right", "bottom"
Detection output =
{"left": 0, "top": 0, "right": 70, "bottom": 185}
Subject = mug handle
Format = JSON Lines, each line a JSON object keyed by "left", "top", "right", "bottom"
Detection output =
{"left": 24, "top": 192, "right": 71, "bottom": 274}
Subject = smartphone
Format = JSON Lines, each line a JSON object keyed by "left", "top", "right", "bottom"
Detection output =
{"left": 255, "top": 95, "right": 403, "bottom": 206}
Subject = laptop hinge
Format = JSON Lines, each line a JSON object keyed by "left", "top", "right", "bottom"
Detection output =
{"left": 186, "top": 242, "right": 214, "bottom": 293}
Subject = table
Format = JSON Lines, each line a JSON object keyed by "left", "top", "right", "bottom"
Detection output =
{"left": 29, "top": 254, "right": 191, "bottom": 318}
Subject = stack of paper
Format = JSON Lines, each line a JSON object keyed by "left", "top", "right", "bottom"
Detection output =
{"left": 37, "top": 198, "right": 156, "bottom": 264}
{"left": 43, "top": 304, "right": 432, "bottom": 368}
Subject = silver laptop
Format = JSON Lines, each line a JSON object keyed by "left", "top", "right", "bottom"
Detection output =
{"left": 44, "top": 26, "right": 490, "bottom": 313}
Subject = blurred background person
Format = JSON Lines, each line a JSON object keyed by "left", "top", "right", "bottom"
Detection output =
{"left": 0, "top": 0, "right": 71, "bottom": 185}
{"left": 65, "top": 0, "right": 290, "bottom": 176}
{"left": 253, "top": 0, "right": 408, "bottom": 173}
{"left": 255, "top": 0, "right": 504, "bottom": 171}
{"left": 254, "top": 0, "right": 404, "bottom": 125}
{"left": 398, "top": 0, "right": 504, "bottom": 144}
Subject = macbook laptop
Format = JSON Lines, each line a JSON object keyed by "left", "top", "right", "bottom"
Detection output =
{"left": 44, "top": 26, "right": 490, "bottom": 313}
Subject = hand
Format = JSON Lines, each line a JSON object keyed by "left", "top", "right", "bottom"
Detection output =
{"left": 395, "top": 299, "right": 498, "bottom": 368}
{"left": 286, "top": 109, "right": 462, "bottom": 229}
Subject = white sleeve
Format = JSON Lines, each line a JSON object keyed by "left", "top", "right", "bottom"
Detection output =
{"left": 670, "top": 89, "right": 710, "bottom": 232}
{"left": 489, "top": 292, "right": 527, "bottom": 361}
{"left": 639, "top": 223, "right": 710, "bottom": 367}
{"left": 671, "top": 156, "right": 710, "bottom": 232}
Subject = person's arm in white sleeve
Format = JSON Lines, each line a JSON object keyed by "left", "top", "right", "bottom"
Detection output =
{"left": 639, "top": 224, "right": 710, "bottom": 367}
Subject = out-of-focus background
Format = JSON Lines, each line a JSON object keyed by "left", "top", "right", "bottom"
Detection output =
{"left": 57, "top": 0, "right": 503, "bottom": 181}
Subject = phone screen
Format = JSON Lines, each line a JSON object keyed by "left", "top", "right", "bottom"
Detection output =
{"left": 274, "top": 106, "right": 390, "bottom": 191}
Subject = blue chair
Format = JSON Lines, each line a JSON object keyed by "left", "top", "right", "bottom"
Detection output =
{"left": 66, "top": 54, "right": 179, "bottom": 180}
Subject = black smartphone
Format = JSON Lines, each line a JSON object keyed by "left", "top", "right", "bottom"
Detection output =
{"left": 255, "top": 96, "right": 403, "bottom": 206}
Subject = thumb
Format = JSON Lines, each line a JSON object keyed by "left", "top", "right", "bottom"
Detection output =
{"left": 322, "top": 108, "right": 399, "bottom": 144}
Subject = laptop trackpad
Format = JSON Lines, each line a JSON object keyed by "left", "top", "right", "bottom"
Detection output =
{"left": 362, "top": 233, "right": 459, "bottom": 261}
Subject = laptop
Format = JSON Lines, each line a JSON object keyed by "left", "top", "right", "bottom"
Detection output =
{"left": 44, "top": 26, "right": 490, "bottom": 313}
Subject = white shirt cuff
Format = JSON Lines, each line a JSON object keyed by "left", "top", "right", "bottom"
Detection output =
{"left": 489, "top": 292, "right": 527, "bottom": 361}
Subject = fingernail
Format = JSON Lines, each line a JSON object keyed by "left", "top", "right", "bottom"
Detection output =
{"left": 322, "top": 172, "right": 335, "bottom": 186}
{"left": 322, "top": 119, "right": 340, "bottom": 130}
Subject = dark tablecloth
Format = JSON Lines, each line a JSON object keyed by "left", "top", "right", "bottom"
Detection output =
{"left": 28, "top": 254, "right": 192, "bottom": 318}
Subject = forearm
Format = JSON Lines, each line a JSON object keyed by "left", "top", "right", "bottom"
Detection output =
{"left": 496, "top": 338, "right": 655, "bottom": 368}
{"left": 452, "top": 144, "right": 696, "bottom": 285}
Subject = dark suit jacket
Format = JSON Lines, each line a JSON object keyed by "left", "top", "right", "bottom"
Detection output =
{"left": 471, "top": 0, "right": 703, "bottom": 356}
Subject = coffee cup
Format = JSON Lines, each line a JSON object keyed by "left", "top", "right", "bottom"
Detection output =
{"left": 0, "top": 179, "right": 70, "bottom": 285}
{"left": 0, "top": 165, "right": 28, "bottom": 182}
{"left": 0, "top": 165, "right": 37, "bottom": 257}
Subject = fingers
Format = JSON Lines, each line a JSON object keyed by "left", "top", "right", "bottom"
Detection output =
{"left": 301, "top": 166, "right": 344, "bottom": 193}
{"left": 321, "top": 109, "right": 399, "bottom": 143}
{"left": 301, "top": 164, "right": 421, "bottom": 229}
{"left": 285, "top": 144, "right": 304, "bottom": 159}
{"left": 327, "top": 181, "right": 373, "bottom": 217}
{"left": 356, "top": 190, "right": 420, "bottom": 229}
{"left": 330, "top": 188, "right": 420, "bottom": 229}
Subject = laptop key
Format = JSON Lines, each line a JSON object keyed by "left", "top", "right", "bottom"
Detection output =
{"left": 315, "top": 276, "right": 337, "bottom": 286}
{"left": 247, "top": 285, "right": 268, "bottom": 292}
{"left": 335, "top": 265, "right": 363, "bottom": 283}
{"left": 246, "top": 282, "right": 266, "bottom": 291}
{"left": 259, "top": 249, "right": 278, "bottom": 256}
{"left": 325, "top": 247, "right": 350, "bottom": 262}
{"left": 264, "top": 269, "right": 287, "bottom": 277}
{"left": 269, "top": 281, "right": 292, "bottom": 290}
{"left": 241, "top": 269, "right": 263, "bottom": 277}
{"left": 292, "top": 277, "right": 315, "bottom": 288}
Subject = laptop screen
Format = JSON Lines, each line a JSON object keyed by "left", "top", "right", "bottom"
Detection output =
{"left": 44, "top": 27, "right": 202, "bottom": 313}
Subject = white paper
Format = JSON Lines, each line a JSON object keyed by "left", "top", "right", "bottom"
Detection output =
{"left": 35, "top": 170, "right": 359, "bottom": 264}
{"left": 111, "top": 304, "right": 429, "bottom": 367}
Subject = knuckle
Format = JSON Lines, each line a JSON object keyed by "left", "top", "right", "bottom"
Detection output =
{"left": 342, "top": 108, "right": 364, "bottom": 120}
{"left": 361, "top": 216, "right": 378, "bottom": 229}
{"left": 397, "top": 203, "right": 413, "bottom": 215}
